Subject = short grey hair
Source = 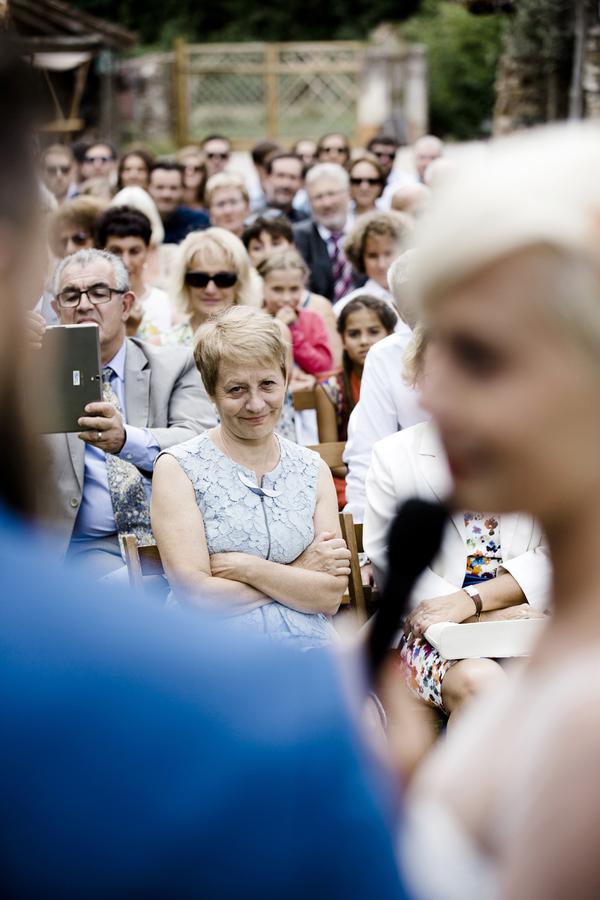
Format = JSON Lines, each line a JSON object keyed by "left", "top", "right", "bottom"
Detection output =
{"left": 52, "top": 248, "right": 130, "bottom": 296}
{"left": 305, "top": 162, "right": 349, "bottom": 192}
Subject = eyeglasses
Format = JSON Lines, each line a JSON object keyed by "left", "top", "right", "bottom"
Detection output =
{"left": 58, "top": 232, "right": 91, "bottom": 251}
{"left": 206, "top": 152, "right": 229, "bottom": 161}
{"left": 45, "top": 165, "right": 71, "bottom": 176}
{"left": 350, "top": 177, "right": 383, "bottom": 186}
{"left": 56, "top": 284, "right": 126, "bottom": 308}
{"left": 85, "top": 155, "right": 112, "bottom": 164}
{"left": 185, "top": 271, "right": 238, "bottom": 288}
{"left": 373, "top": 150, "right": 396, "bottom": 160}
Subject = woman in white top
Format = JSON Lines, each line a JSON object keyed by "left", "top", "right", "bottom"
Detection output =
{"left": 393, "top": 124, "right": 600, "bottom": 899}
{"left": 364, "top": 328, "right": 549, "bottom": 719}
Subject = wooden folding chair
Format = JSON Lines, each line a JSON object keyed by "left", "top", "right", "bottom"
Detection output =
{"left": 292, "top": 388, "right": 317, "bottom": 411}
{"left": 307, "top": 440, "right": 346, "bottom": 470}
{"left": 338, "top": 512, "right": 369, "bottom": 622}
{"left": 122, "top": 534, "right": 164, "bottom": 592}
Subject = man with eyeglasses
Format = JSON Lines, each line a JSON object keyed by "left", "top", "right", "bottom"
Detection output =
{"left": 201, "top": 134, "right": 231, "bottom": 178}
{"left": 39, "top": 248, "right": 216, "bottom": 576}
{"left": 40, "top": 144, "right": 78, "bottom": 206}
{"left": 148, "top": 160, "right": 209, "bottom": 244}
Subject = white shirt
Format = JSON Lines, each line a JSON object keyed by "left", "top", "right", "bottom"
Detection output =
{"left": 343, "top": 329, "right": 427, "bottom": 522}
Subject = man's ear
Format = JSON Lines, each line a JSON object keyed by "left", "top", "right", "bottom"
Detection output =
{"left": 50, "top": 298, "right": 59, "bottom": 317}
{"left": 121, "top": 290, "right": 135, "bottom": 320}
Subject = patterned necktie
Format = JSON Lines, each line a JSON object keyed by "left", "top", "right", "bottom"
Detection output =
{"left": 102, "top": 367, "right": 154, "bottom": 546}
{"left": 329, "top": 232, "right": 353, "bottom": 303}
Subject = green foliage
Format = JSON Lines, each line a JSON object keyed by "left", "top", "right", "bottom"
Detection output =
{"left": 507, "top": 0, "right": 573, "bottom": 74}
{"left": 402, "top": 0, "right": 504, "bottom": 140}
{"left": 71, "top": 0, "right": 421, "bottom": 46}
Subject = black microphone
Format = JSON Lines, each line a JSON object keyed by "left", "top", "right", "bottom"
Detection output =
{"left": 366, "top": 497, "right": 449, "bottom": 682}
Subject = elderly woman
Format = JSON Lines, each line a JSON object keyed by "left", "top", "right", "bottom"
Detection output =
{"left": 164, "top": 226, "right": 261, "bottom": 346}
{"left": 151, "top": 306, "right": 350, "bottom": 648}
{"left": 205, "top": 173, "right": 250, "bottom": 238}
{"left": 391, "top": 125, "right": 600, "bottom": 900}
{"left": 348, "top": 153, "right": 385, "bottom": 218}
{"left": 332, "top": 210, "right": 411, "bottom": 322}
{"left": 363, "top": 327, "right": 550, "bottom": 720}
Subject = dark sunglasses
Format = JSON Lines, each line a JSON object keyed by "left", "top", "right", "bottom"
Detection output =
{"left": 373, "top": 150, "right": 396, "bottom": 160}
{"left": 58, "top": 232, "right": 91, "bottom": 250}
{"left": 185, "top": 271, "right": 238, "bottom": 288}
{"left": 350, "top": 177, "right": 382, "bottom": 186}
{"left": 46, "top": 165, "right": 71, "bottom": 176}
{"left": 206, "top": 152, "right": 229, "bottom": 160}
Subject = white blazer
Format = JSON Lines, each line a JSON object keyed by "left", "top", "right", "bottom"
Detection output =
{"left": 363, "top": 421, "right": 551, "bottom": 610}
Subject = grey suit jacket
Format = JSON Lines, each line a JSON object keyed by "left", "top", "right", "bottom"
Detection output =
{"left": 41, "top": 337, "right": 217, "bottom": 555}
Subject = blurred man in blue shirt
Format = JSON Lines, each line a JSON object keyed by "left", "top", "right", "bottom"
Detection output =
{"left": 0, "top": 37, "right": 409, "bottom": 899}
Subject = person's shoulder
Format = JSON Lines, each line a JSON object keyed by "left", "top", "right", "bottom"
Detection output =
{"left": 292, "top": 218, "right": 316, "bottom": 238}
{"left": 373, "top": 420, "right": 431, "bottom": 460}
{"left": 177, "top": 205, "right": 210, "bottom": 226}
{"left": 279, "top": 435, "right": 320, "bottom": 468}
{"left": 161, "top": 429, "right": 211, "bottom": 462}
{"left": 368, "top": 328, "right": 412, "bottom": 360}
{"left": 128, "top": 336, "right": 194, "bottom": 370}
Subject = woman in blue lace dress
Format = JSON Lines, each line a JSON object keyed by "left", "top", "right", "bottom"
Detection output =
{"left": 151, "top": 306, "right": 351, "bottom": 648}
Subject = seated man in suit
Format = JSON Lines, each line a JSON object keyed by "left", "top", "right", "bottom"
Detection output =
{"left": 41, "top": 248, "right": 217, "bottom": 575}
{"left": 293, "top": 163, "right": 366, "bottom": 303}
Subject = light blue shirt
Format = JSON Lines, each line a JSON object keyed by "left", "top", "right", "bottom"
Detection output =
{"left": 72, "top": 341, "right": 160, "bottom": 540}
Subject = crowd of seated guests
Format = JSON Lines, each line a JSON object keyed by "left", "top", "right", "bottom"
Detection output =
{"left": 33, "top": 125, "right": 457, "bottom": 644}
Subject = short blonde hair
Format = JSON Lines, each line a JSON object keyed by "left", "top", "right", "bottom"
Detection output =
{"left": 171, "top": 227, "right": 259, "bottom": 316}
{"left": 205, "top": 173, "right": 250, "bottom": 208}
{"left": 402, "top": 324, "right": 427, "bottom": 387}
{"left": 193, "top": 305, "right": 290, "bottom": 396}
{"left": 411, "top": 123, "right": 600, "bottom": 361}
{"left": 344, "top": 210, "right": 411, "bottom": 274}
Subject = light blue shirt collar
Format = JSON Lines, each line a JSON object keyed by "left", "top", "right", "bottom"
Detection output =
{"left": 104, "top": 341, "right": 127, "bottom": 382}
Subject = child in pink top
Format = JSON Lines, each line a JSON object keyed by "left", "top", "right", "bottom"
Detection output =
{"left": 258, "top": 248, "right": 333, "bottom": 376}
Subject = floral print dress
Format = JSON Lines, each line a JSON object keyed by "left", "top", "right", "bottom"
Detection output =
{"left": 397, "top": 513, "right": 503, "bottom": 712}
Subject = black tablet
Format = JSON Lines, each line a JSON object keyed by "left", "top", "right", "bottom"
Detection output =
{"left": 34, "top": 324, "right": 102, "bottom": 434}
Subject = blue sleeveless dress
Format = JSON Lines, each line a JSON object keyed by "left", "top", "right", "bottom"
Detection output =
{"left": 163, "top": 432, "right": 336, "bottom": 649}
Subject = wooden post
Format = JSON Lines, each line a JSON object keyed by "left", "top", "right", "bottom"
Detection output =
{"left": 174, "top": 37, "right": 189, "bottom": 147}
{"left": 264, "top": 43, "right": 279, "bottom": 140}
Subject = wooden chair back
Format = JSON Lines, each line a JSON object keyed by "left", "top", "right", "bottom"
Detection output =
{"left": 338, "top": 512, "right": 368, "bottom": 622}
{"left": 121, "top": 534, "right": 164, "bottom": 592}
{"left": 307, "top": 441, "right": 345, "bottom": 470}
{"left": 292, "top": 388, "right": 317, "bottom": 411}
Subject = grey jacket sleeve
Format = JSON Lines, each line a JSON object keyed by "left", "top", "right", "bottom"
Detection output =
{"left": 149, "top": 351, "right": 217, "bottom": 450}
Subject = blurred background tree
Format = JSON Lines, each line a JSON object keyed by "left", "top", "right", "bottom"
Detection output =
{"left": 72, "top": 0, "right": 422, "bottom": 44}
{"left": 402, "top": 0, "right": 504, "bottom": 139}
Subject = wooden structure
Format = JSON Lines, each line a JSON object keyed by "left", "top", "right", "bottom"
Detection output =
{"left": 7, "top": 0, "right": 135, "bottom": 138}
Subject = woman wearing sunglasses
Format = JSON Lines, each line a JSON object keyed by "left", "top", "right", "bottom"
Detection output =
{"left": 347, "top": 154, "right": 385, "bottom": 219}
{"left": 165, "top": 227, "right": 261, "bottom": 347}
